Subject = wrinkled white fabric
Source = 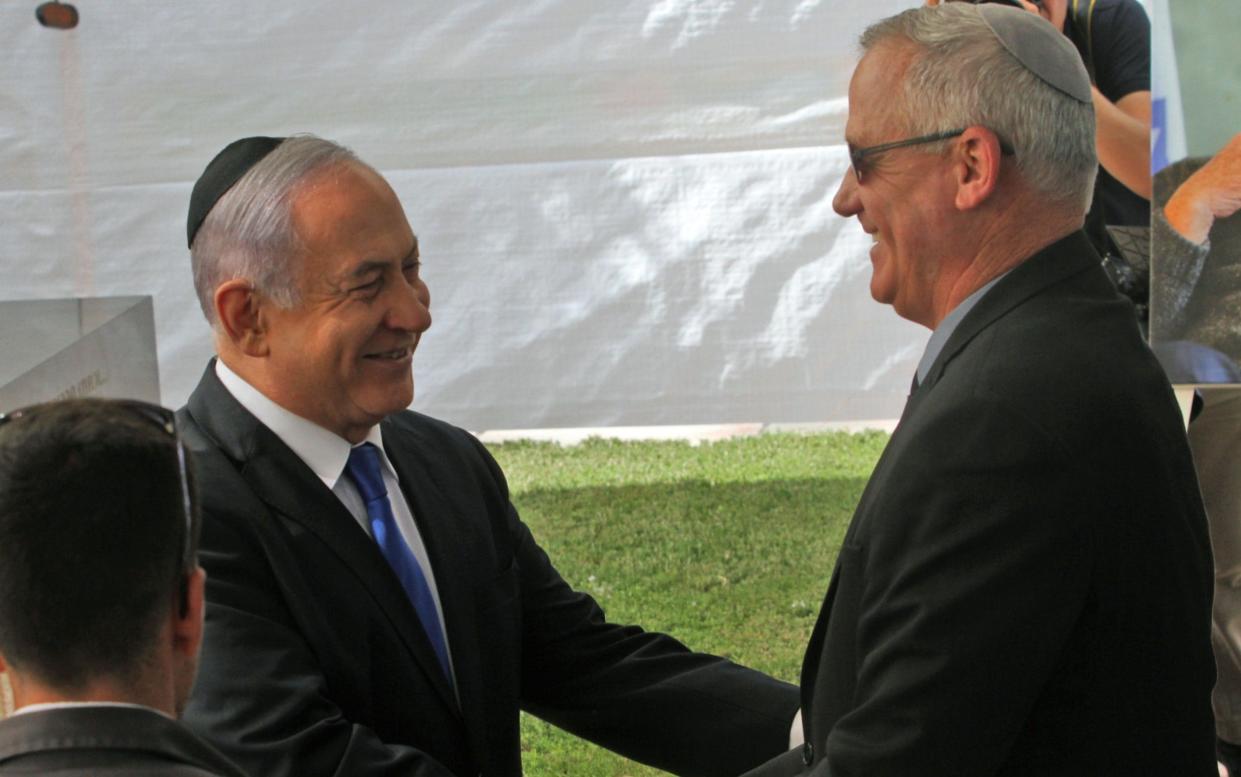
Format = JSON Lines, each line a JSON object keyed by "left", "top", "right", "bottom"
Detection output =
{"left": 1, "top": 0, "right": 923, "bottom": 429}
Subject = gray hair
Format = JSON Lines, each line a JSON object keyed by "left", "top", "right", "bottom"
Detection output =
{"left": 860, "top": 4, "right": 1096, "bottom": 212}
{"left": 190, "top": 135, "right": 362, "bottom": 327}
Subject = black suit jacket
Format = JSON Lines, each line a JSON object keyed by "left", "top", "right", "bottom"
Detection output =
{"left": 0, "top": 706, "right": 246, "bottom": 776}
{"left": 178, "top": 366, "right": 798, "bottom": 777}
{"left": 744, "top": 232, "right": 1217, "bottom": 776}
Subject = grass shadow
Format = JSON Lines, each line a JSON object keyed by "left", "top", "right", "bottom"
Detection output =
{"left": 511, "top": 475, "right": 869, "bottom": 777}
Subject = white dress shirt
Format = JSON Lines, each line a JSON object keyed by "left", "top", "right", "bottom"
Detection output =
{"left": 214, "top": 360, "right": 456, "bottom": 681}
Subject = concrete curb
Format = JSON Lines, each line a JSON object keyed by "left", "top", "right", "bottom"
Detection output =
{"left": 475, "top": 420, "right": 898, "bottom": 446}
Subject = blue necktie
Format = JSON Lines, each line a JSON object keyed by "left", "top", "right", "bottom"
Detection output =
{"left": 345, "top": 443, "right": 453, "bottom": 687}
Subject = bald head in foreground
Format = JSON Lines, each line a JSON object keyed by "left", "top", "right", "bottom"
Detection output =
{"left": 743, "top": 5, "right": 1215, "bottom": 776}
{"left": 176, "top": 135, "right": 799, "bottom": 777}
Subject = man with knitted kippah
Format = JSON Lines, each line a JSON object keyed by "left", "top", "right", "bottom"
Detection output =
{"left": 743, "top": 5, "right": 1214, "bottom": 775}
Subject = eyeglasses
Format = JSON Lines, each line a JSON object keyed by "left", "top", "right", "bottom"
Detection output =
{"left": 848, "top": 128, "right": 1016, "bottom": 184}
{"left": 848, "top": 129, "right": 965, "bottom": 184}
{"left": 0, "top": 399, "right": 195, "bottom": 580}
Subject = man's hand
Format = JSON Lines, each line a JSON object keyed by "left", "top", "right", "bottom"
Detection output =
{"left": 1165, "top": 134, "right": 1241, "bottom": 245}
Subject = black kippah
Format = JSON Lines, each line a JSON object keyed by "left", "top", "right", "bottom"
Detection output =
{"left": 186, "top": 136, "right": 285, "bottom": 248}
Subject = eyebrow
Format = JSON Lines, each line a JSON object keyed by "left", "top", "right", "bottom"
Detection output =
{"left": 344, "top": 237, "right": 421, "bottom": 281}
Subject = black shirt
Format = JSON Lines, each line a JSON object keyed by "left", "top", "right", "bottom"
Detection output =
{"left": 1068, "top": 0, "right": 1151, "bottom": 232}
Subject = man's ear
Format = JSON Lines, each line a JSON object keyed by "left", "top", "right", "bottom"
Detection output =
{"left": 172, "top": 566, "right": 206, "bottom": 660}
{"left": 214, "top": 281, "right": 269, "bottom": 357}
{"left": 953, "top": 126, "right": 1004, "bottom": 211}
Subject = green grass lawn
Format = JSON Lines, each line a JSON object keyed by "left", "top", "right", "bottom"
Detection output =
{"left": 486, "top": 431, "right": 888, "bottom": 777}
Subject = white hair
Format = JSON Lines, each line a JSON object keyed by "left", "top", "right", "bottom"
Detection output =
{"left": 189, "top": 135, "right": 363, "bottom": 327}
{"left": 861, "top": 4, "right": 1096, "bottom": 212}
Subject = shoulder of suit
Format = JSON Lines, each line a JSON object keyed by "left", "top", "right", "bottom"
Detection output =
{"left": 382, "top": 410, "right": 509, "bottom": 492}
{"left": 0, "top": 707, "right": 243, "bottom": 777}
{"left": 381, "top": 409, "right": 500, "bottom": 473}
{"left": 383, "top": 408, "right": 477, "bottom": 448}
{"left": 952, "top": 266, "right": 1144, "bottom": 396}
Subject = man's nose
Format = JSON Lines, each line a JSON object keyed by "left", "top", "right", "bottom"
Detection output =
{"left": 832, "top": 169, "right": 860, "bottom": 218}
{"left": 387, "top": 277, "right": 432, "bottom": 334}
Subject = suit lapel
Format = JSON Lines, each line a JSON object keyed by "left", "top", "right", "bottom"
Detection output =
{"left": 798, "top": 561, "right": 842, "bottom": 727}
{"left": 184, "top": 362, "right": 460, "bottom": 714}
{"left": 381, "top": 423, "right": 491, "bottom": 754}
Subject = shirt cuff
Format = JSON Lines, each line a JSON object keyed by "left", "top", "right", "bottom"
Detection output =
{"left": 789, "top": 708, "right": 804, "bottom": 750}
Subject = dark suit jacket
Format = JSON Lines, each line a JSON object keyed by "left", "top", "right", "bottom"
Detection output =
{"left": 178, "top": 366, "right": 798, "bottom": 777}
{"left": 0, "top": 706, "right": 246, "bottom": 776}
{"left": 744, "top": 232, "right": 1217, "bottom": 776}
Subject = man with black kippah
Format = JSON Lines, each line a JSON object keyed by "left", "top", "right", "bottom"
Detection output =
{"left": 742, "top": 5, "right": 1214, "bottom": 776}
{"left": 0, "top": 398, "right": 245, "bottom": 777}
{"left": 177, "top": 134, "right": 798, "bottom": 777}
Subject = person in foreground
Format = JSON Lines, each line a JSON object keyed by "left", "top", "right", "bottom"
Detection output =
{"left": 0, "top": 399, "right": 245, "bottom": 777}
{"left": 742, "top": 5, "right": 1216, "bottom": 776}
{"left": 177, "top": 134, "right": 798, "bottom": 777}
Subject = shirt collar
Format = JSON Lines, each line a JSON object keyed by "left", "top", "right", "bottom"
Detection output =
{"left": 916, "top": 271, "right": 1008, "bottom": 385}
{"left": 214, "top": 360, "right": 396, "bottom": 489}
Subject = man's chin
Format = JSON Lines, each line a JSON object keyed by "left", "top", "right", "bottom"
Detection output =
{"left": 370, "top": 383, "right": 416, "bottom": 417}
{"left": 869, "top": 278, "right": 895, "bottom": 307}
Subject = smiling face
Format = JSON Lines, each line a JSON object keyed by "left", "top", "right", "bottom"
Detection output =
{"left": 259, "top": 162, "right": 431, "bottom": 442}
{"left": 832, "top": 44, "right": 957, "bottom": 328}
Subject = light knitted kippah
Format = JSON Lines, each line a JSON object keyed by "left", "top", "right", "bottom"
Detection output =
{"left": 975, "top": 4, "right": 1092, "bottom": 104}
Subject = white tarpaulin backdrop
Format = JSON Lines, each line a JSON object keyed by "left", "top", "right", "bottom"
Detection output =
{"left": 2, "top": 0, "right": 925, "bottom": 430}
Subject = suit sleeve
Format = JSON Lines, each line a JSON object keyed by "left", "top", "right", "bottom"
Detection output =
{"left": 182, "top": 463, "right": 460, "bottom": 777}
{"left": 802, "top": 392, "right": 1094, "bottom": 775}
{"left": 464, "top": 436, "right": 801, "bottom": 777}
